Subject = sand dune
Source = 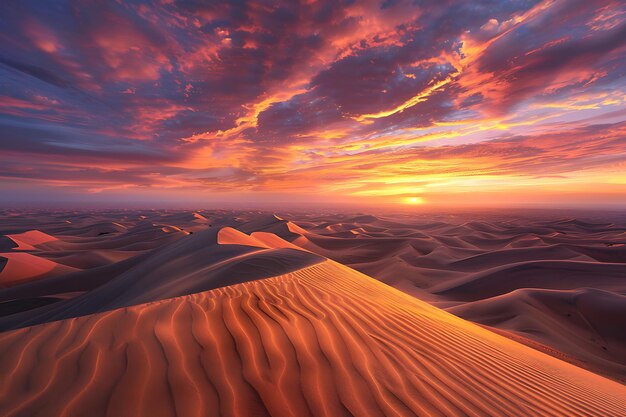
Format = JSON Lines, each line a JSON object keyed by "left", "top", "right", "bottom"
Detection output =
{"left": 39, "top": 249, "right": 142, "bottom": 269}
{"left": 0, "top": 252, "right": 78, "bottom": 287}
{"left": 0, "top": 260, "right": 624, "bottom": 417}
{"left": 251, "top": 231, "right": 309, "bottom": 251}
{"left": 217, "top": 226, "right": 271, "bottom": 248}
{"left": 55, "top": 221, "right": 128, "bottom": 237}
{"left": 238, "top": 214, "right": 305, "bottom": 240}
{"left": 6, "top": 230, "right": 58, "bottom": 250}
{"left": 432, "top": 260, "right": 626, "bottom": 301}
{"left": 0, "top": 251, "right": 149, "bottom": 312}
{"left": 217, "top": 227, "right": 307, "bottom": 251}
{"left": 448, "top": 287, "right": 626, "bottom": 380}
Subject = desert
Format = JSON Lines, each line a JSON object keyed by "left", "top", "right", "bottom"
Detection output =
{"left": 1, "top": 209, "right": 625, "bottom": 416}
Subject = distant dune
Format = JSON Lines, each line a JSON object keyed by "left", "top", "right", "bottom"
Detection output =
{"left": 0, "top": 252, "right": 78, "bottom": 287}
{"left": 6, "top": 230, "right": 58, "bottom": 250}
{"left": 0, "top": 209, "right": 625, "bottom": 416}
{"left": 448, "top": 287, "right": 626, "bottom": 379}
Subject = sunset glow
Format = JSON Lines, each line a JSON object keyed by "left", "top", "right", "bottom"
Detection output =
{"left": 0, "top": 0, "right": 624, "bottom": 208}
{"left": 404, "top": 197, "right": 424, "bottom": 205}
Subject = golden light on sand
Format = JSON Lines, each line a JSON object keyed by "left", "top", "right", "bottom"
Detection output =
{"left": 404, "top": 196, "right": 424, "bottom": 205}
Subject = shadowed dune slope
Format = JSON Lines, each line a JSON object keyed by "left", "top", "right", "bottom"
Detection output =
{"left": 432, "top": 260, "right": 626, "bottom": 301}
{"left": 448, "top": 287, "right": 626, "bottom": 380}
{"left": 0, "top": 260, "right": 624, "bottom": 417}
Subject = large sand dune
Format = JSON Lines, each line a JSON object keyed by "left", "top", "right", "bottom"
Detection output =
{"left": 0, "top": 260, "right": 624, "bottom": 417}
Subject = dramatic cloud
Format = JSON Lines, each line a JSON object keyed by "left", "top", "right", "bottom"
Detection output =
{"left": 0, "top": 0, "right": 624, "bottom": 207}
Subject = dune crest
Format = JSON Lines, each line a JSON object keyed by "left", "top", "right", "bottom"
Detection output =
{"left": 217, "top": 227, "right": 306, "bottom": 252}
{"left": 6, "top": 230, "right": 57, "bottom": 251}
{"left": 217, "top": 227, "right": 270, "bottom": 248}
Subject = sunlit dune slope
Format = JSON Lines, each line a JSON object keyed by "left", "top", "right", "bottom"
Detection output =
{"left": 218, "top": 227, "right": 306, "bottom": 251}
{"left": 0, "top": 260, "right": 624, "bottom": 417}
{"left": 238, "top": 214, "right": 306, "bottom": 240}
{"left": 0, "top": 252, "right": 78, "bottom": 287}
{"left": 6, "top": 230, "right": 58, "bottom": 250}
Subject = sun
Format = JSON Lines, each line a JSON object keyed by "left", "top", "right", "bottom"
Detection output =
{"left": 403, "top": 196, "right": 424, "bottom": 205}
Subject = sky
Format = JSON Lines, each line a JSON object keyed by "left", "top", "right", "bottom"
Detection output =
{"left": 0, "top": 0, "right": 625, "bottom": 209}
